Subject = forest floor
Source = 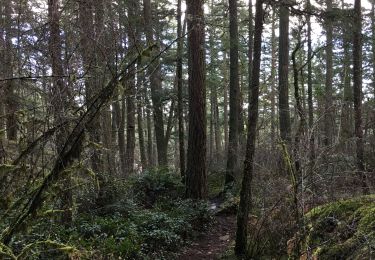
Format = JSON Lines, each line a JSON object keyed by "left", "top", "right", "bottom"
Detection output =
{"left": 178, "top": 213, "right": 236, "bottom": 259}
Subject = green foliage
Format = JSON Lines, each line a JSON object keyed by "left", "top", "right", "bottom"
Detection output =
{"left": 130, "top": 168, "right": 184, "bottom": 207}
{"left": 302, "top": 195, "right": 375, "bottom": 259}
{"left": 5, "top": 169, "right": 213, "bottom": 259}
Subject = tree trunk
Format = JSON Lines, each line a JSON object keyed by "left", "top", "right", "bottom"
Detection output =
{"left": 146, "top": 95, "right": 154, "bottom": 167}
{"left": 78, "top": 0, "right": 102, "bottom": 173}
{"left": 177, "top": 0, "right": 185, "bottom": 177}
{"left": 353, "top": 0, "right": 368, "bottom": 193}
{"left": 125, "top": 82, "right": 135, "bottom": 174}
{"left": 235, "top": 0, "right": 264, "bottom": 255}
{"left": 307, "top": 0, "right": 315, "bottom": 161}
{"left": 324, "top": 0, "right": 334, "bottom": 146}
{"left": 223, "top": 53, "right": 229, "bottom": 154}
{"left": 279, "top": 2, "right": 291, "bottom": 143}
{"left": 270, "top": 8, "right": 276, "bottom": 147}
{"left": 225, "top": 0, "right": 240, "bottom": 188}
{"left": 371, "top": 0, "right": 375, "bottom": 134}
{"left": 137, "top": 69, "right": 148, "bottom": 170}
{"left": 4, "top": 0, "right": 17, "bottom": 141}
{"left": 125, "top": 0, "right": 138, "bottom": 174}
{"left": 248, "top": 0, "right": 253, "bottom": 113}
{"left": 48, "top": 0, "right": 72, "bottom": 224}
{"left": 143, "top": 0, "right": 168, "bottom": 167}
{"left": 340, "top": 28, "right": 353, "bottom": 142}
{"left": 185, "top": 0, "right": 207, "bottom": 199}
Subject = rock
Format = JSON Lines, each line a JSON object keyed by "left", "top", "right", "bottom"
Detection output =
{"left": 219, "top": 235, "right": 230, "bottom": 241}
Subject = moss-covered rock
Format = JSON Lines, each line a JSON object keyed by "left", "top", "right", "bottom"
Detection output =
{"left": 302, "top": 195, "right": 375, "bottom": 259}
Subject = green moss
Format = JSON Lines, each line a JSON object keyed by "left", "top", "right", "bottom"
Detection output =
{"left": 302, "top": 195, "right": 375, "bottom": 259}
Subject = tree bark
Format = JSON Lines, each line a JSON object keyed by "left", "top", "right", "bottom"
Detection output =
{"left": 125, "top": 0, "right": 138, "bottom": 174}
{"left": 4, "top": 0, "right": 17, "bottom": 141}
{"left": 225, "top": 0, "right": 240, "bottom": 188}
{"left": 185, "top": 0, "right": 207, "bottom": 199}
{"left": 235, "top": 0, "right": 264, "bottom": 255}
{"left": 279, "top": 2, "right": 291, "bottom": 143}
{"left": 143, "top": 0, "right": 168, "bottom": 167}
{"left": 223, "top": 53, "right": 229, "bottom": 154}
{"left": 78, "top": 0, "right": 102, "bottom": 173}
{"left": 340, "top": 26, "right": 353, "bottom": 142}
{"left": 324, "top": 0, "right": 334, "bottom": 146}
{"left": 371, "top": 0, "right": 375, "bottom": 134}
{"left": 353, "top": 0, "right": 368, "bottom": 193}
{"left": 270, "top": 8, "right": 276, "bottom": 147}
{"left": 177, "top": 0, "right": 185, "bottom": 177}
{"left": 307, "top": 0, "right": 315, "bottom": 161}
{"left": 48, "top": 0, "right": 72, "bottom": 224}
{"left": 137, "top": 69, "right": 148, "bottom": 170}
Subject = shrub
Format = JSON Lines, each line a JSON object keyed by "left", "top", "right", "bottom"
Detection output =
{"left": 130, "top": 169, "right": 184, "bottom": 207}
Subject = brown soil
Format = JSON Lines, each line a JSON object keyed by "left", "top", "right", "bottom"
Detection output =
{"left": 178, "top": 214, "right": 236, "bottom": 260}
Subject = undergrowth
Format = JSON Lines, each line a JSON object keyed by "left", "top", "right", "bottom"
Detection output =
{"left": 302, "top": 195, "right": 375, "bottom": 259}
{"left": 2, "top": 169, "right": 213, "bottom": 259}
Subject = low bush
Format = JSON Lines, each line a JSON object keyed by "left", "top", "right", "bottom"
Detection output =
{"left": 5, "top": 170, "right": 213, "bottom": 259}
{"left": 130, "top": 168, "right": 184, "bottom": 207}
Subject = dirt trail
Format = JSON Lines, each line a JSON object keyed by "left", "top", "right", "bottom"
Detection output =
{"left": 178, "top": 214, "right": 236, "bottom": 260}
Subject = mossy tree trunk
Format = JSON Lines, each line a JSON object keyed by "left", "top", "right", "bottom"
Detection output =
{"left": 235, "top": 0, "right": 264, "bottom": 256}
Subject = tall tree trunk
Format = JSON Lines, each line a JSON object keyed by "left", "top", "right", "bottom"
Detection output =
{"left": 96, "top": 0, "right": 115, "bottom": 176}
{"left": 223, "top": 53, "right": 229, "bottom": 154}
{"left": 213, "top": 87, "right": 221, "bottom": 160}
{"left": 177, "top": 0, "right": 185, "bottom": 177}
{"left": 307, "top": 0, "right": 315, "bottom": 161}
{"left": 125, "top": 0, "right": 138, "bottom": 174}
{"left": 137, "top": 69, "right": 148, "bottom": 170}
{"left": 353, "top": 0, "right": 368, "bottom": 193}
{"left": 48, "top": 0, "right": 72, "bottom": 224}
{"left": 292, "top": 31, "right": 306, "bottom": 177}
{"left": 279, "top": 2, "right": 291, "bottom": 143}
{"left": 185, "top": 0, "right": 207, "bottom": 199}
{"left": 324, "top": 0, "right": 334, "bottom": 146}
{"left": 143, "top": 0, "right": 168, "bottom": 167}
{"left": 248, "top": 0, "right": 253, "bottom": 113}
{"left": 291, "top": 36, "right": 304, "bottom": 255}
{"left": 235, "top": 0, "right": 264, "bottom": 255}
{"left": 146, "top": 95, "right": 154, "bottom": 167}
{"left": 209, "top": 89, "right": 214, "bottom": 167}
{"left": 340, "top": 28, "right": 353, "bottom": 142}
{"left": 270, "top": 8, "right": 276, "bottom": 147}
{"left": 0, "top": 1, "right": 4, "bottom": 161}
{"left": 113, "top": 92, "right": 126, "bottom": 174}
{"left": 371, "top": 0, "right": 375, "bottom": 134}
{"left": 225, "top": 0, "right": 240, "bottom": 188}
{"left": 78, "top": 0, "right": 102, "bottom": 173}
{"left": 4, "top": 0, "right": 17, "bottom": 141}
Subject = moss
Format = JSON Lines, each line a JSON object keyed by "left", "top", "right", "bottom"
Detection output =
{"left": 302, "top": 195, "right": 375, "bottom": 259}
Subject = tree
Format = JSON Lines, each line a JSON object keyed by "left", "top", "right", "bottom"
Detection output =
{"left": 177, "top": 0, "right": 185, "bottom": 177}
{"left": 225, "top": 0, "right": 240, "bottom": 188}
{"left": 48, "top": 0, "right": 72, "bottom": 224}
{"left": 279, "top": 1, "right": 291, "bottom": 143}
{"left": 3, "top": 0, "right": 17, "bottom": 141}
{"left": 307, "top": 0, "right": 315, "bottom": 160}
{"left": 143, "top": 0, "right": 168, "bottom": 167}
{"left": 185, "top": 0, "right": 207, "bottom": 199}
{"left": 324, "top": 0, "right": 334, "bottom": 146}
{"left": 339, "top": 0, "right": 353, "bottom": 143}
{"left": 78, "top": 0, "right": 102, "bottom": 174}
{"left": 235, "top": 0, "right": 264, "bottom": 256}
{"left": 352, "top": 0, "right": 368, "bottom": 193}
{"left": 125, "top": 0, "right": 138, "bottom": 174}
{"left": 270, "top": 8, "right": 277, "bottom": 146}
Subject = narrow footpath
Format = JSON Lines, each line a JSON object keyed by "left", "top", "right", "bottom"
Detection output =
{"left": 178, "top": 213, "right": 237, "bottom": 260}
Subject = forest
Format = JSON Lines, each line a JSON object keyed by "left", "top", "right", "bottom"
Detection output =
{"left": 0, "top": 0, "right": 375, "bottom": 259}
